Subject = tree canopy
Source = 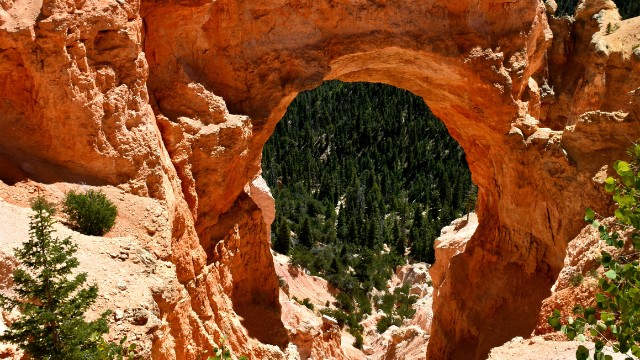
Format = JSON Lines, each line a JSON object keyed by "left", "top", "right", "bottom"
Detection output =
{"left": 554, "top": 0, "right": 639, "bottom": 19}
{"left": 262, "top": 80, "right": 475, "bottom": 340}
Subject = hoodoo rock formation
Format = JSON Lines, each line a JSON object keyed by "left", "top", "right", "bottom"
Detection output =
{"left": 1, "top": 0, "right": 640, "bottom": 358}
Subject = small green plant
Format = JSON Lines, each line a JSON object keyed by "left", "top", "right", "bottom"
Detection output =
{"left": 548, "top": 143, "right": 640, "bottom": 360}
{"left": 375, "top": 284, "right": 418, "bottom": 333}
{"left": 63, "top": 189, "right": 117, "bottom": 236}
{"left": 277, "top": 275, "right": 287, "bottom": 289}
{"left": 569, "top": 273, "right": 584, "bottom": 287}
{"left": 206, "top": 336, "right": 247, "bottom": 360}
{"left": 376, "top": 315, "right": 401, "bottom": 334}
{"left": 353, "top": 332, "right": 364, "bottom": 350}
{"left": 586, "top": 269, "right": 599, "bottom": 278}
{"left": 320, "top": 308, "right": 347, "bottom": 328}
{"left": 95, "top": 336, "right": 138, "bottom": 359}
{"left": 292, "top": 296, "right": 315, "bottom": 310}
{"left": 0, "top": 196, "right": 122, "bottom": 359}
{"left": 606, "top": 23, "right": 621, "bottom": 35}
{"left": 301, "top": 298, "right": 314, "bottom": 310}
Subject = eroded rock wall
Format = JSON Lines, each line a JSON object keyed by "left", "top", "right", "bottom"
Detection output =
{"left": 1, "top": 0, "right": 640, "bottom": 358}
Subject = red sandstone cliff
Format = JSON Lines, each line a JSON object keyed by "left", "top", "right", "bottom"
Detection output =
{"left": 1, "top": 0, "right": 640, "bottom": 358}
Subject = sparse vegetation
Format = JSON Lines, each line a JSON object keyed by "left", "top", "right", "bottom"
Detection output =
{"left": 0, "top": 196, "right": 123, "bottom": 359}
{"left": 375, "top": 284, "right": 418, "bottom": 333}
{"left": 554, "top": 0, "right": 640, "bottom": 19}
{"left": 292, "top": 296, "right": 315, "bottom": 311}
{"left": 376, "top": 315, "right": 399, "bottom": 334}
{"left": 277, "top": 275, "right": 287, "bottom": 289}
{"left": 353, "top": 332, "right": 364, "bottom": 349}
{"left": 205, "top": 336, "right": 248, "bottom": 360}
{"left": 549, "top": 143, "right": 640, "bottom": 360}
{"left": 320, "top": 307, "right": 364, "bottom": 340}
{"left": 606, "top": 23, "right": 621, "bottom": 35}
{"left": 63, "top": 189, "right": 117, "bottom": 236}
{"left": 569, "top": 273, "right": 584, "bottom": 287}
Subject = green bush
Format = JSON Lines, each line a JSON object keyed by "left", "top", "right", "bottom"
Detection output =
{"left": 301, "top": 298, "right": 314, "bottom": 310}
{"left": 569, "top": 273, "right": 584, "bottom": 287}
{"left": 376, "top": 316, "right": 394, "bottom": 334}
{"left": 277, "top": 276, "right": 287, "bottom": 289}
{"left": 377, "top": 292, "right": 396, "bottom": 316}
{"left": 353, "top": 332, "right": 363, "bottom": 350}
{"left": 293, "top": 296, "right": 315, "bottom": 310}
{"left": 319, "top": 308, "right": 347, "bottom": 328}
{"left": 63, "top": 189, "right": 117, "bottom": 236}
{"left": 548, "top": 144, "right": 640, "bottom": 360}
{"left": 354, "top": 291, "right": 372, "bottom": 316}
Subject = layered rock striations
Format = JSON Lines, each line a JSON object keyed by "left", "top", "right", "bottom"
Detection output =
{"left": 1, "top": 0, "right": 640, "bottom": 358}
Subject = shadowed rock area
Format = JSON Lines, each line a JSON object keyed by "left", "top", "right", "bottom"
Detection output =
{"left": 1, "top": 0, "right": 640, "bottom": 358}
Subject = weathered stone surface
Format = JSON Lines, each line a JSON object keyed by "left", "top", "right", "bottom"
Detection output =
{"left": 431, "top": 213, "right": 477, "bottom": 294}
{"left": 248, "top": 175, "right": 276, "bottom": 238}
{"left": 1, "top": 0, "right": 640, "bottom": 358}
{"left": 280, "top": 292, "right": 344, "bottom": 360}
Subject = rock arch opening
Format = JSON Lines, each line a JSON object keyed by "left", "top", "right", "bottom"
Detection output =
{"left": 264, "top": 79, "right": 475, "bottom": 266}
{"left": 263, "top": 79, "right": 477, "bottom": 354}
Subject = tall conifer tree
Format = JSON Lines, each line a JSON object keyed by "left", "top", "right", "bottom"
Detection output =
{"left": 298, "top": 217, "right": 313, "bottom": 248}
{"left": 273, "top": 219, "right": 291, "bottom": 255}
{"left": 0, "top": 197, "right": 117, "bottom": 359}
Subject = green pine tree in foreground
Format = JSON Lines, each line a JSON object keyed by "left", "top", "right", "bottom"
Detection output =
{"left": 0, "top": 196, "right": 121, "bottom": 359}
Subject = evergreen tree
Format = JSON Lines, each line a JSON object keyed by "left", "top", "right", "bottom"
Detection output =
{"left": 425, "top": 236, "right": 436, "bottom": 265}
{"left": 329, "top": 255, "right": 342, "bottom": 276}
{"left": 336, "top": 204, "right": 347, "bottom": 240}
{"left": 347, "top": 218, "right": 359, "bottom": 245}
{"left": 298, "top": 217, "right": 313, "bottom": 248}
{"left": 392, "top": 220, "right": 405, "bottom": 257}
{"left": 408, "top": 225, "right": 422, "bottom": 260}
{"left": 408, "top": 207, "right": 425, "bottom": 260}
{"left": 0, "top": 197, "right": 118, "bottom": 359}
{"left": 554, "top": 0, "right": 639, "bottom": 18}
{"left": 465, "top": 184, "right": 478, "bottom": 221}
{"left": 273, "top": 219, "right": 291, "bottom": 255}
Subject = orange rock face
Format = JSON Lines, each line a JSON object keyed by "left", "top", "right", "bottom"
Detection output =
{"left": 1, "top": 0, "right": 640, "bottom": 358}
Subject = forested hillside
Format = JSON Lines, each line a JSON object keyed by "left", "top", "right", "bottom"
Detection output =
{"left": 262, "top": 81, "right": 475, "bottom": 342}
{"left": 555, "top": 0, "right": 639, "bottom": 18}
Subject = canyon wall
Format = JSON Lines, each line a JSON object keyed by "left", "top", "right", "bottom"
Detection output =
{"left": 1, "top": 0, "right": 640, "bottom": 358}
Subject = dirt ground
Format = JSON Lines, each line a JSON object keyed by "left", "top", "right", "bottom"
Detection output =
{"left": 0, "top": 180, "right": 177, "bottom": 359}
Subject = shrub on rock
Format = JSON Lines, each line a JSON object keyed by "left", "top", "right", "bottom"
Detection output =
{"left": 63, "top": 189, "right": 117, "bottom": 236}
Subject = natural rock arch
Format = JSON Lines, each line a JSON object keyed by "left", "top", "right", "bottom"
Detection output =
{"left": 1, "top": 0, "right": 639, "bottom": 358}
{"left": 142, "top": 0, "right": 640, "bottom": 358}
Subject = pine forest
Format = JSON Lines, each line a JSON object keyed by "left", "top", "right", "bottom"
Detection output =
{"left": 262, "top": 81, "right": 476, "bottom": 339}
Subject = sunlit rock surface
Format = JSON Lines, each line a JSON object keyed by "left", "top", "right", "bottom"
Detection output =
{"left": 1, "top": 0, "right": 640, "bottom": 358}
